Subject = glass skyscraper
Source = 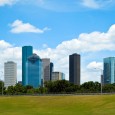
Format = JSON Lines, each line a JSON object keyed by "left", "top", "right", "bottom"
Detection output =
{"left": 69, "top": 53, "right": 80, "bottom": 85}
{"left": 26, "top": 53, "right": 42, "bottom": 88}
{"left": 22, "top": 46, "right": 33, "bottom": 86}
{"left": 103, "top": 57, "right": 115, "bottom": 84}
{"left": 50, "top": 62, "right": 54, "bottom": 80}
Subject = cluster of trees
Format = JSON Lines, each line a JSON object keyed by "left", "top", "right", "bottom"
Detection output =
{"left": 1, "top": 80, "right": 115, "bottom": 95}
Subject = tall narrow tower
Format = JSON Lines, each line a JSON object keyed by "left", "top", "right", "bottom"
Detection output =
{"left": 22, "top": 46, "right": 33, "bottom": 86}
{"left": 69, "top": 53, "right": 80, "bottom": 85}
{"left": 50, "top": 62, "right": 54, "bottom": 80}
{"left": 42, "top": 58, "right": 50, "bottom": 82}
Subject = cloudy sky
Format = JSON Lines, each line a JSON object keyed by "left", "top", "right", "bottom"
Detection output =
{"left": 0, "top": 0, "right": 115, "bottom": 83}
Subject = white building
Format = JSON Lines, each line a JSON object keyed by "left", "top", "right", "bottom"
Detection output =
{"left": 4, "top": 61, "right": 17, "bottom": 88}
{"left": 52, "top": 72, "right": 65, "bottom": 81}
{"left": 42, "top": 58, "right": 50, "bottom": 82}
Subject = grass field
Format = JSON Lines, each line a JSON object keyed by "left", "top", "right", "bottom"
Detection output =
{"left": 0, "top": 95, "right": 115, "bottom": 115}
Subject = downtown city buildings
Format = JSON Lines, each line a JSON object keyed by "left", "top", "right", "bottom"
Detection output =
{"left": 22, "top": 46, "right": 43, "bottom": 88}
{"left": 3, "top": 45, "right": 115, "bottom": 88}
{"left": 22, "top": 46, "right": 64, "bottom": 88}
{"left": 4, "top": 45, "right": 84, "bottom": 88}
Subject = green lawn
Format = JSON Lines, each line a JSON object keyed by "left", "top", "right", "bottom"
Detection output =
{"left": 0, "top": 95, "right": 115, "bottom": 115}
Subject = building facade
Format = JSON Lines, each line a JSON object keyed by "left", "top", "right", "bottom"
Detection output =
{"left": 52, "top": 72, "right": 65, "bottom": 81}
{"left": 42, "top": 58, "right": 50, "bottom": 82}
{"left": 4, "top": 61, "right": 17, "bottom": 88}
{"left": 50, "top": 62, "right": 54, "bottom": 80}
{"left": 22, "top": 46, "right": 33, "bottom": 86}
{"left": 103, "top": 57, "right": 115, "bottom": 84}
{"left": 61, "top": 73, "right": 65, "bottom": 80}
{"left": 26, "top": 53, "right": 42, "bottom": 88}
{"left": 69, "top": 53, "right": 80, "bottom": 85}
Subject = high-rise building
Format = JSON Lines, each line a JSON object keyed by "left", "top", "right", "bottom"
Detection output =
{"left": 52, "top": 72, "right": 65, "bottom": 81}
{"left": 22, "top": 46, "right": 33, "bottom": 86}
{"left": 61, "top": 73, "right": 65, "bottom": 80}
{"left": 50, "top": 62, "right": 54, "bottom": 80}
{"left": 42, "top": 58, "right": 50, "bottom": 82}
{"left": 103, "top": 57, "right": 115, "bottom": 84}
{"left": 4, "top": 61, "right": 17, "bottom": 88}
{"left": 69, "top": 53, "right": 80, "bottom": 85}
{"left": 26, "top": 53, "right": 42, "bottom": 88}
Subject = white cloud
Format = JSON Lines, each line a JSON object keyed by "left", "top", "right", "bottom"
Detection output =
{"left": 81, "top": 0, "right": 113, "bottom": 9}
{"left": 87, "top": 61, "right": 103, "bottom": 70}
{"left": 82, "top": 0, "right": 99, "bottom": 9}
{"left": 0, "top": 0, "right": 17, "bottom": 6}
{"left": 10, "top": 20, "right": 50, "bottom": 34}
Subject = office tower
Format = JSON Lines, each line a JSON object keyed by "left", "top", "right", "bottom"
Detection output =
{"left": 4, "top": 61, "right": 17, "bottom": 88}
{"left": 50, "top": 62, "right": 54, "bottom": 80}
{"left": 103, "top": 57, "right": 115, "bottom": 84}
{"left": 42, "top": 58, "right": 50, "bottom": 82}
{"left": 61, "top": 73, "right": 65, "bottom": 80}
{"left": 26, "top": 53, "right": 42, "bottom": 88}
{"left": 22, "top": 46, "right": 33, "bottom": 86}
{"left": 52, "top": 72, "right": 65, "bottom": 81}
{"left": 69, "top": 53, "right": 80, "bottom": 85}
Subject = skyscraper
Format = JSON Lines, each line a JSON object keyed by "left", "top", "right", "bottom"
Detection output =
{"left": 69, "top": 53, "right": 80, "bottom": 85}
{"left": 103, "top": 57, "right": 115, "bottom": 84}
{"left": 4, "top": 61, "right": 17, "bottom": 88}
{"left": 50, "top": 62, "right": 54, "bottom": 80}
{"left": 22, "top": 46, "right": 33, "bottom": 86}
{"left": 42, "top": 58, "right": 50, "bottom": 82}
{"left": 26, "top": 53, "right": 42, "bottom": 88}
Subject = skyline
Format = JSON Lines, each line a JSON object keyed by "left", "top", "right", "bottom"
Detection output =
{"left": 1, "top": 0, "right": 115, "bottom": 83}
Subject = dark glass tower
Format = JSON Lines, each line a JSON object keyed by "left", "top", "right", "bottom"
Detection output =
{"left": 69, "top": 53, "right": 80, "bottom": 85}
{"left": 50, "top": 62, "right": 54, "bottom": 80}
{"left": 22, "top": 46, "right": 33, "bottom": 86}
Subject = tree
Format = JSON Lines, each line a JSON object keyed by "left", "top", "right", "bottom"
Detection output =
{"left": 0, "top": 81, "right": 4, "bottom": 95}
{"left": 80, "top": 81, "right": 100, "bottom": 93}
{"left": 14, "top": 83, "right": 25, "bottom": 94}
{"left": 6, "top": 86, "right": 15, "bottom": 95}
{"left": 45, "top": 80, "right": 77, "bottom": 93}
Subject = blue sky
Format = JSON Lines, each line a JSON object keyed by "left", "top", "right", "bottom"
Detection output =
{"left": 1, "top": 0, "right": 115, "bottom": 83}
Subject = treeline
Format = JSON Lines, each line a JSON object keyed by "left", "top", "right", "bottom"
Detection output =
{"left": 1, "top": 80, "right": 115, "bottom": 95}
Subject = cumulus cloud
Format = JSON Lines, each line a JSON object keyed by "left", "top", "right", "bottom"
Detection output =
{"left": 10, "top": 20, "right": 50, "bottom": 34}
{"left": 56, "top": 24, "right": 115, "bottom": 53}
{"left": 82, "top": 0, "right": 99, "bottom": 9}
{"left": 1, "top": 24, "right": 115, "bottom": 83}
{"left": 0, "top": 0, "right": 17, "bottom": 6}
{"left": 87, "top": 61, "right": 103, "bottom": 70}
